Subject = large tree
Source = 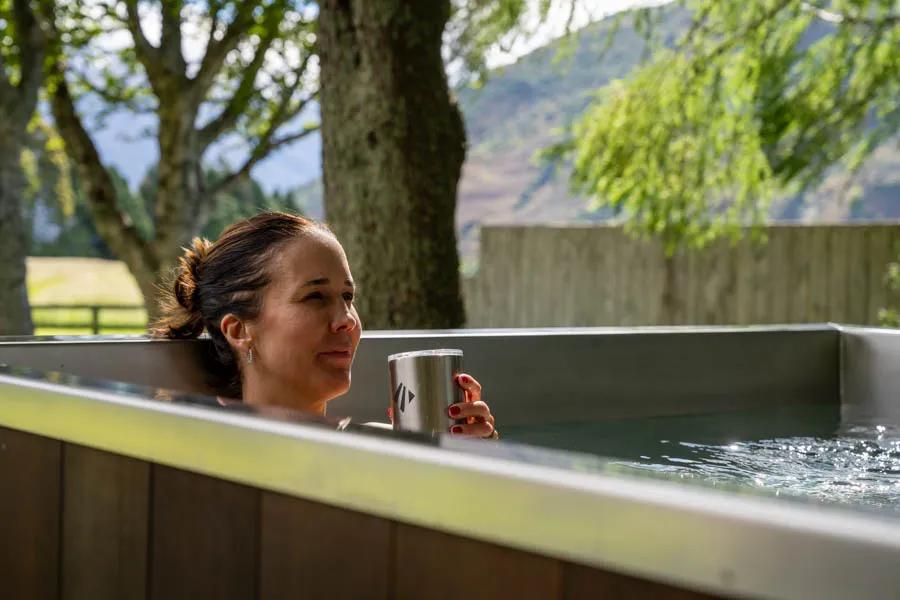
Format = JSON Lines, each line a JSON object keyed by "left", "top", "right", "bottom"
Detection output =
{"left": 317, "top": 1, "right": 467, "bottom": 329}
{"left": 47, "top": 0, "right": 317, "bottom": 319}
{"left": 0, "top": 0, "right": 48, "bottom": 335}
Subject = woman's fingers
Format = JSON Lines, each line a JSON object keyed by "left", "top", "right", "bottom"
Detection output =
{"left": 451, "top": 374, "right": 495, "bottom": 438}
{"left": 450, "top": 420, "right": 495, "bottom": 438}
{"left": 448, "top": 400, "right": 492, "bottom": 424}
{"left": 456, "top": 373, "right": 482, "bottom": 402}
{"left": 448, "top": 400, "right": 495, "bottom": 438}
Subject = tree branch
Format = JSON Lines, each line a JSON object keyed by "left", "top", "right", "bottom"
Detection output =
{"left": 190, "top": 2, "right": 260, "bottom": 99}
{"left": 678, "top": 0, "right": 796, "bottom": 83}
{"left": 203, "top": 0, "right": 223, "bottom": 56}
{"left": 11, "top": 0, "right": 47, "bottom": 126}
{"left": 0, "top": 52, "right": 13, "bottom": 114}
{"left": 49, "top": 65, "right": 158, "bottom": 272}
{"left": 122, "top": 0, "right": 165, "bottom": 89}
{"left": 209, "top": 123, "right": 318, "bottom": 197}
{"left": 160, "top": 0, "right": 187, "bottom": 74}
{"left": 196, "top": 27, "right": 285, "bottom": 151}
{"left": 678, "top": 3, "right": 713, "bottom": 49}
{"left": 69, "top": 66, "right": 156, "bottom": 113}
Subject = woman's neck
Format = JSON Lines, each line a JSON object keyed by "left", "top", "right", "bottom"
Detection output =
{"left": 241, "top": 376, "right": 327, "bottom": 416}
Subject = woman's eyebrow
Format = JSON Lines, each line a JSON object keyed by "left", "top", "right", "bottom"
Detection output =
{"left": 302, "top": 278, "right": 355, "bottom": 287}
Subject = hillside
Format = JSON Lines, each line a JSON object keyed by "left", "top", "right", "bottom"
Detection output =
{"left": 455, "top": 6, "right": 691, "bottom": 262}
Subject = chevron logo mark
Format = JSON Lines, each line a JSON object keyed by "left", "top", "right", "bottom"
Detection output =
{"left": 393, "top": 382, "right": 416, "bottom": 413}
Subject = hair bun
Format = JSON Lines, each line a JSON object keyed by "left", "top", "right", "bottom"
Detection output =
{"left": 151, "top": 237, "right": 212, "bottom": 340}
{"left": 174, "top": 237, "right": 212, "bottom": 313}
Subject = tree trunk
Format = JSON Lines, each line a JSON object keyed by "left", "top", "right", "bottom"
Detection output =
{"left": 51, "top": 77, "right": 202, "bottom": 327}
{"left": 155, "top": 103, "right": 204, "bottom": 261}
{"left": 0, "top": 133, "right": 35, "bottom": 335}
{"left": 143, "top": 108, "right": 205, "bottom": 323}
{"left": 318, "top": 0, "right": 467, "bottom": 329}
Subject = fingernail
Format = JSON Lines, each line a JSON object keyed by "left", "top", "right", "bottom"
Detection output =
{"left": 459, "top": 374, "right": 470, "bottom": 383}
{"left": 448, "top": 405, "right": 461, "bottom": 417}
{"left": 451, "top": 425, "right": 463, "bottom": 434}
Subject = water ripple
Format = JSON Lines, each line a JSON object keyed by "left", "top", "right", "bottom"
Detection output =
{"left": 615, "top": 425, "right": 900, "bottom": 513}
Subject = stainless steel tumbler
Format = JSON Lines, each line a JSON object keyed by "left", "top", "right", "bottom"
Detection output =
{"left": 388, "top": 349, "right": 464, "bottom": 434}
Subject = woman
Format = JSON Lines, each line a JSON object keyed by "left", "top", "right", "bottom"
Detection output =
{"left": 153, "top": 211, "right": 497, "bottom": 438}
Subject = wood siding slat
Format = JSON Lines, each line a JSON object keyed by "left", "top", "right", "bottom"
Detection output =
{"left": 767, "top": 228, "right": 789, "bottom": 323}
{"left": 846, "top": 226, "right": 870, "bottom": 325}
{"left": 259, "top": 491, "right": 391, "bottom": 600}
{"left": 0, "top": 426, "right": 62, "bottom": 600}
{"left": 828, "top": 227, "right": 850, "bottom": 323}
{"left": 394, "top": 524, "right": 561, "bottom": 600}
{"left": 789, "top": 227, "right": 811, "bottom": 323}
{"left": 562, "top": 562, "right": 722, "bottom": 599}
{"left": 149, "top": 465, "right": 259, "bottom": 600}
{"left": 61, "top": 444, "right": 149, "bottom": 600}
{"left": 867, "top": 226, "right": 895, "bottom": 324}
{"left": 808, "top": 227, "right": 830, "bottom": 322}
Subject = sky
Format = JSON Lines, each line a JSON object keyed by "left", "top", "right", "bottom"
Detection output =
{"left": 484, "top": 0, "right": 669, "bottom": 68}
{"left": 89, "top": 0, "right": 664, "bottom": 193}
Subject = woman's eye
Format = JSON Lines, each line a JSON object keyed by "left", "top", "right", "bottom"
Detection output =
{"left": 343, "top": 292, "right": 354, "bottom": 303}
{"left": 303, "top": 292, "right": 324, "bottom": 301}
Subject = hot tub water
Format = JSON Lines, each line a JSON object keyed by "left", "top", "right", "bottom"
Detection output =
{"left": 617, "top": 425, "right": 900, "bottom": 513}
{"left": 503, "top": 405, "right": 900, "bottom": 514}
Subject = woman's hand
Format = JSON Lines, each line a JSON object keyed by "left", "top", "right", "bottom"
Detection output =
{"left": 448, "top": 373, "right": 497, "bottom": 439}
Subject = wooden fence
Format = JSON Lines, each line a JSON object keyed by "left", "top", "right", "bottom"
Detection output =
{"left": 31, "top": 304, "right": 147, "bottom": 334}
{"left": 463, "top": 224, "right": 900, "bottom": 328}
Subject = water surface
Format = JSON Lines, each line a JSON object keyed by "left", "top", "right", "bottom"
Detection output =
{"left": 503, "top": 404, "right": 900, "bottom": 515}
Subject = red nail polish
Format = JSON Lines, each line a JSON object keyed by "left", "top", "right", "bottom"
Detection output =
{"left": 451, "top": 425, "right": 463, "bottom": 434}
{"left": 449, "top": 405, "right": 461, "bottom": 416}
{"left": 460, "top": 375, "right": 469, "bottom": 383}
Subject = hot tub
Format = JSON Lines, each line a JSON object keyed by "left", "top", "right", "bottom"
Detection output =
{"left": 0, "top": 325, "right": 898, "bottom": 599}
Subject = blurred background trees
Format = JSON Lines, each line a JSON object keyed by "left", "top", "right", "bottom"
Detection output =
{"left": 45, "top": 0, "right": 318, "bottom": 320}
{"left": 0, "top": 0, "right": 49, "bottom": 335}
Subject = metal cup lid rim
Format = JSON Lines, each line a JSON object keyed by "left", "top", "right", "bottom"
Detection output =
{"left": 388, "top": 348, "right": 464, "bottom": 361}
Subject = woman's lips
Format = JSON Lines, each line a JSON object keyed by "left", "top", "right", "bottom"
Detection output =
{"left": 317, "top": 350, "right": 353, "bottom": 366}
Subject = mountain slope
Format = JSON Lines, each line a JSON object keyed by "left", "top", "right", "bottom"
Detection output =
{"left": 454, "top": 8, "right": 692, "bottom": 261}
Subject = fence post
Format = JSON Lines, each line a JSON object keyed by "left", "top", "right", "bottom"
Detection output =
{"left": 91, "top": 307, "right": 100, "bottom": 334}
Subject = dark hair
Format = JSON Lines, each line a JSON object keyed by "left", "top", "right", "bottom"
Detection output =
{"left": 152, "top": 211, "right": 332, "bottom": 398}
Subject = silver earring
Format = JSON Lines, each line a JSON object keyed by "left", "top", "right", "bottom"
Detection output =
{"left": 247, "top": 347, "right": 254, "bottom": 364}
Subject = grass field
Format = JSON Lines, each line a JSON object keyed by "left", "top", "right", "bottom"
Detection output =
{"left": 27, "top": 257, "right": 148, "bottom": 335}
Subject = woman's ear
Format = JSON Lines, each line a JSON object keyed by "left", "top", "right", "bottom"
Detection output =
{"left": 220, "top": 313, "right": 253, "bottom": 353}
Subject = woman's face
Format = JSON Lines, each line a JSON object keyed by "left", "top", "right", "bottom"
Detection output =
{"left": 247, "top": 232, "right": 362, "bottom": 408}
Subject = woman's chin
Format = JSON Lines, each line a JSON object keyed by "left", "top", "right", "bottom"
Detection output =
{"left": 315, "top": 374, "right": 351, "bottom": 401}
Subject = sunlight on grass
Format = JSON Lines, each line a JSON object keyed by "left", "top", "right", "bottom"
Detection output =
{"left": 27, "top": 257, "right": 149, "bottom": 333}
{"left": 27, "top": 257, "right": 145, "bottom": 304}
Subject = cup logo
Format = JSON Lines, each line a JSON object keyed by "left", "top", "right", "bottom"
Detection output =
{"left": 393, "top": 382, "right": 416, "bottom": 413}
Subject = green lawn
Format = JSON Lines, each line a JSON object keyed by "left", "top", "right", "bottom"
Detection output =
{"left": 27, "top": 257, "right": 148, "bottom": 335}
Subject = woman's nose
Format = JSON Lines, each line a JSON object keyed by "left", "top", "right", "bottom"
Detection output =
{"left": 331, "top": 304, "right": 358, "bottom": 333}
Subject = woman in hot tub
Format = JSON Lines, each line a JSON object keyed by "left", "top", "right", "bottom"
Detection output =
{"left": 152, "top": 211, "right": 497, "bottom": 439}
